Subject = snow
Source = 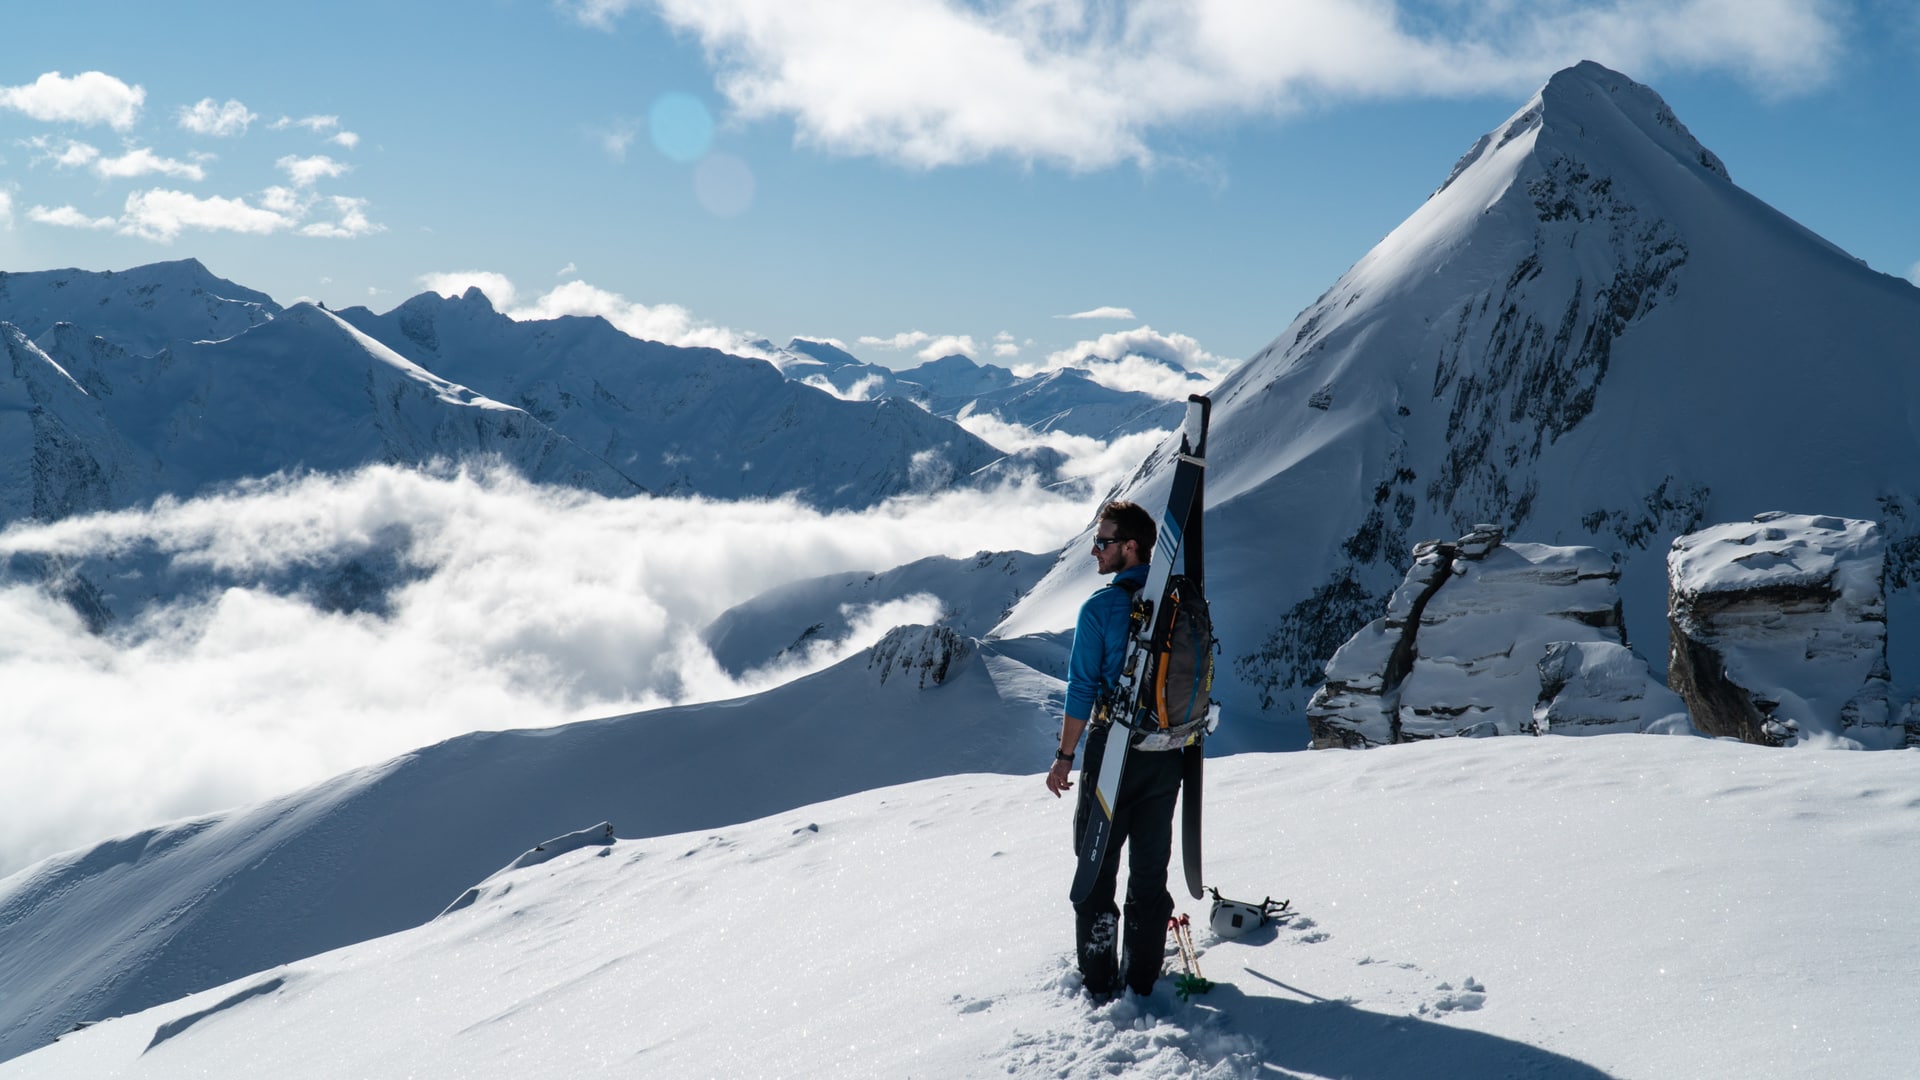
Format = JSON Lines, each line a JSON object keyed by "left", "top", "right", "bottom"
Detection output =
{"left": 5, "top": 736, "right": 1917, "bottom": 1079}
{"left": 5, "top": 58, "right": 1920, "bottom": 1080}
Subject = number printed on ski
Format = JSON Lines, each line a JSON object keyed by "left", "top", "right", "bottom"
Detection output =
{"left": 1069, "top": 394, "right": 1212, "bottom": 905}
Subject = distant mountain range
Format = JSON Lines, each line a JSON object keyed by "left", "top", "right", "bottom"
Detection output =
{"left": 0, "top": 262, "right": 1032, "bottom": 525}
{"left": 770, "top": 337, "right": 1186, "bottom": 438}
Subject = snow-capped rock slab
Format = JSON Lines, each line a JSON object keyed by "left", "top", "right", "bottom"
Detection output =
{"left": 1667, "top": 512, "right": 1894, "bottom": 746}
{"left": 1534, "top": 640, "right": 1689, "bottom": 735}
{"left": 1309, "top": 526, "right": 1681, "bottom": 746}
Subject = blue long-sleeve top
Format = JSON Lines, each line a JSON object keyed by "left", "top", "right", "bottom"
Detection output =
{"left": 1064, "top": 563, "right": 1150, "bottom": 721}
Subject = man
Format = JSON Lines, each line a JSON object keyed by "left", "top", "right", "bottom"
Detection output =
{"left": 1045, "top": 499, "right": 1183, "bottom": 1000}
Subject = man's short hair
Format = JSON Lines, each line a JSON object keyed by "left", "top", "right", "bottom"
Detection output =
{"left": 1098, "top": 500, "right": 1156, "bottom": 558}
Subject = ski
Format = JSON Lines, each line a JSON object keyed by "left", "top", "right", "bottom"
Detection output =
{"left": 1069, "top": 394, "right": 1211, "bottom": 906}
{"left": 1181, "top": 742, "right": 1205, "bottom": 899}
{"left": 1179, "top": 412, "right": 1209, "bottom": 902}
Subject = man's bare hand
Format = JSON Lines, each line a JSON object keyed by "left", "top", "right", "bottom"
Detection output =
{"left": 1046, "top": 760, "right": 1074, "bottom": 797}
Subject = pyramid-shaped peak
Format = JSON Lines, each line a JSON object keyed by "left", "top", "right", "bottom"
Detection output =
{"left": 1536, "top": 61, "right": 1728, "bottom": 180}
{"left": 1435, "top": 61, "right": 1729, "bottom": 202}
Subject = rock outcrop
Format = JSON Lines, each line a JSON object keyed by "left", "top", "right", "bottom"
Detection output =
{"left": 1308, "top": 526, "right": 1685, "bottom": 747}
{"left": 1667, "top": 512, "right": 1895, "bottom": 746}
{"left": 867, "top": 625, "right": 972, "bottom": 689}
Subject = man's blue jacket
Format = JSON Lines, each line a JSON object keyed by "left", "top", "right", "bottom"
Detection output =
{"left": 1064, "top": 563, "right": 1149, "bottom": 721}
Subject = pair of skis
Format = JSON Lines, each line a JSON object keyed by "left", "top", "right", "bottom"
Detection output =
{"left": 1069, "top": 394, "right": 1211, "bottom": 906}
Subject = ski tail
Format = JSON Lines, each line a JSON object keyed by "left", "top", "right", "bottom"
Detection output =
{"left": 1181, "top": 741, "right": 1204, "bottom": 899}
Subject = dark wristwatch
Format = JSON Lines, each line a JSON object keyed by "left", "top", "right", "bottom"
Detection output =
{"left": 1055, "top": 750, "right": 1074, "bottom": 763}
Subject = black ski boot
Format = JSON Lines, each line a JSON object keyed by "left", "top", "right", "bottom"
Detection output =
{"left": 1076, "top": 909, "right": 1120, "bottom": 1001}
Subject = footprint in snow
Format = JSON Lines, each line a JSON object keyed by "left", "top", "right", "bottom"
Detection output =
{"left": 1421, "top": 977, "right": 1488, "bottom": 1015}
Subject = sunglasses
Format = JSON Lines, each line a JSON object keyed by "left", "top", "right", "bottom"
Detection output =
{"left": 1092, "top": 536, "right": 1130, "bottom": 551}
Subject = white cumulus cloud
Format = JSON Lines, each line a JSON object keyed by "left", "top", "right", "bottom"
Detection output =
{"left": 277, "top": 154, "right": 351, "bottom": 187}
{"left": 420, "top": 270, "right": 521, "bottom": 309}
{"left": 119, "top": 188, "right": 293, "bottom": 242}
{"left": 301, "top": 196, "right": 384, "bottom": 238}
{"left": 0, "top": 70, "right": 144, "bottom": 130}
{"left": 1060, "top": 306, "right": 1137, "bottom": 320}
{"left": 855, "top": 331, "right": 977, "bottom": 361}
{"left": 509, "top": 278, "right": 770, "bottom": 356}
{"left": 858, "top": 330, "right": 933, "bottom": 351}
{"left": 27, "top": 204, "right": 117, "bottom": 230}
{"left": 568, "top": 0, "right": 1846, "bottom": 170}
{"left": 179, "top": 98, "right": 257, "bottom": 137}
{"left": 1022, "top": 324, "right": 1232, "bottom": 398}
{"left": 413, "top": 273, "right": 769, "bottom": 357}
{"left": 94, "top": 147, "right": 207, "bottom": 182}
{"left": 273, "top": 114, "right": 341, "bottom": 134}
{"left": 27, "top": 136, "right": 102, "bottom": 169}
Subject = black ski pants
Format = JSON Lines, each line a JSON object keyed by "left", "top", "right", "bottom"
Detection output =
{"left": 1072, "top": 726, "right": 1183, "bottom": 996}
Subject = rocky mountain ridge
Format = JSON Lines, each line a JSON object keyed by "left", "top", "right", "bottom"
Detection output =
{"left": 1, "top": 266, "right": 1027, "bottom": 529}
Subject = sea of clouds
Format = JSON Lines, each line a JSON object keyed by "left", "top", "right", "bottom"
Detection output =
{"left": 0, "top": 463, "right": 1106, "bottom": 877}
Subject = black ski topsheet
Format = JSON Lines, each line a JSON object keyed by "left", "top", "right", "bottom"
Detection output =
{"left": 1181, "top": 741, "right": 1205, "bottom": 899}
{"left": 1180, "top": 411, "right": 1207, "bottom": 900}
{"left": 1069, "top": 394, "right": 1210, "bottom": 906}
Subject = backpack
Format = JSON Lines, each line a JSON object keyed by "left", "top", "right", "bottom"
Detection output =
{"left": 1110, "top": 574, "right": 1217, "bottom": 750}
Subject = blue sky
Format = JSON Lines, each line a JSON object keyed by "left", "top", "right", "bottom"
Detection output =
{"left": 1, "top": 0, "right": 1914, "bottom": 376}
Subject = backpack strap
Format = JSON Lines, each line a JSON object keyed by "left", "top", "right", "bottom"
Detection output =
{"left": 1091, "top": 575, "right": 1148, "bottom": 729}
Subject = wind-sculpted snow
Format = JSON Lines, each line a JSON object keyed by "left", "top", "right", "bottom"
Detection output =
{"left": 1001, "top": 61, "right": 1920, "bottom": 740}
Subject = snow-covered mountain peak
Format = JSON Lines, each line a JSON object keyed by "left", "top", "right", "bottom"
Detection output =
{"left": 0, "top": 259, "right": 278, "bottom": 356}
{"left": 1002, "top": 62, "right": 1920, "bottom": 741}
{"left": 456, "top": 285, "right": 497, "bottom": 313}
{"left": 785, "top": 336, "right": 863, "bottom": 368}
{"left": 1438, "top": 60, "right": 1728, "bottom": 202}
{"left": 1538, "top": 60, "right": 1729, "bottom": 181}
